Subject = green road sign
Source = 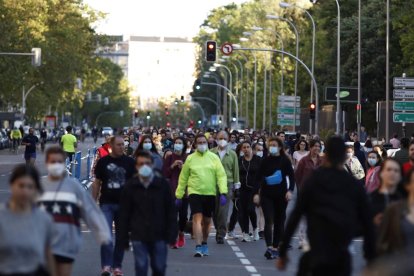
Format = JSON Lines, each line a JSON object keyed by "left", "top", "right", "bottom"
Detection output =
{"left": 393, "top": 101, "right": 414, "bottom": 111}
{"left": 277, "top": 119, "right": 300, "bottom": 126}
{"left": 393, "top": 113, "right": 414, "bottom": 123}
{"left": 277, "top": 107, "right": 301, "bottom": 114}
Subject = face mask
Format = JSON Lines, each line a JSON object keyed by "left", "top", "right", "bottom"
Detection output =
{"left": 368, "top": 158, "right": 377, "bottom": 167}
{"left": 218, "top": 140, "right": 228, "bottom": 148}
{"left": 269, "top": 146, "right": 279, "bottom": 156}
{"left": 47, "top": 163, "right": 66, "bottom": 177}
{"left": 253, "top": 140, "right": 258, "bottom": 144}
{"left": 258, "top": 141, "right": 264, "bottom": 145}
{"left": 197, "top": 144, "right": 208, "bottom": 153}
{"left": 124, "top": 141, "right": 129, "bottom": 147}
{"left": 143, "top": 142, "right": 152, "bottom": 151}
{"left": 174, "top": 143, "right": 183, "bottom": 152}
{"left": 256, "top": 151, "right": 264, "bottom": 158}
{"left": 321, "top": 146, "right": 325, "bottom": 152}
{"left": 240, "top": 151, "right": 245, "bottom": 157}
{"left": 239, "top": 139, "right": 244, "bottom": 143}
{"left": 138, "top": 164, "right": 153, "bottom": 178}
{"left": 347, "top": 153, "right": 353, "bottom": 159}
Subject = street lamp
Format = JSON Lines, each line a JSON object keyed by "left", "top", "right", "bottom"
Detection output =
{"left": 279, "top": 2, "right": 316, "bottom": 134}
{"left": 22, "top": 82, "right": 44, "bottom": 120}
{"left": 214, "top": 63, "right": 233, "bottom": 126}
{"left": 266, "top": 14, "right": 300, "bottom": 131}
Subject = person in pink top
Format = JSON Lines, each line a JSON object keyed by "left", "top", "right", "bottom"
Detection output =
{"left": 365, "top": 151, "right": 382, "bottom": 193}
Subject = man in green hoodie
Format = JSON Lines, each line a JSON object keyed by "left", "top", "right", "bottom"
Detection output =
{"left": 176, "top": 134, "right": 227, "bottom": 257}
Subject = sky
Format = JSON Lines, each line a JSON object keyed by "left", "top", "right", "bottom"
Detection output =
{"left": 84, "top": 0, "right": 246, "bottom": 38}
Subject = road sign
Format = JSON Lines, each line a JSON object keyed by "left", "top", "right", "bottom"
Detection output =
{"left": 277, "top": 107, "right": 299, "bottom": 114}
{"left": 221, "top": 43, "right": 233, "bottom": 56}
{"left": 277, "top": 114, "right": 300, "bottom": 120}
{"left": 393, "top": 113, "right": 414, "bottom": 123}
{"left": 278, "top": 95, "right": 300, "bottom": 101}
{"left": 325, "top": 87, "right": 358, "bottom": 103}
{"left": 394, "top": 77, "right": 414, "bottom": 88}
{"left": 277, "top": 101, "right": 300, "bottom": 108}
{"left": 393, "top": 89, "right": 414, "bottom": 99}
{"left": 277, "top": 119, "right": 300, "bottom": 126}
{"left": 393, "top": 101, "right": 414, "bottom": 111}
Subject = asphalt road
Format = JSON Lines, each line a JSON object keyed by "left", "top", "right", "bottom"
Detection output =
{"left": 0, "top": 139, "right": 368, "bottom": 276}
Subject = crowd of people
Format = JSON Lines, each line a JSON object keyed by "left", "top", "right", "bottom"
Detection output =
{"left": 1, "top": 125, "right": 414, "bottom": 276}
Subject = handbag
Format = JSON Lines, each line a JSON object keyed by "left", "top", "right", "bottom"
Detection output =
{"left": 265, "top": 170, "right": 283, "bottom": 185}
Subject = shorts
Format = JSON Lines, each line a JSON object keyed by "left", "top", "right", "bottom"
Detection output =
{"left": 24, "top": 152, "right": 36, "bottom": 160}
{"left": 188, "top": 194, "right": 216, "bottom": 217}
{"left": 54, "top": 254, "right": 75, "bottom": 264}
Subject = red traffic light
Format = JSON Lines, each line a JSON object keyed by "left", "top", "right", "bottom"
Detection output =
{"left": 356, "top": 104, "right": 361, "bottom": 110}
{"left": 206, "top": 41, "right": 217, "bottom": 62}
{"left": 310, "top": 103, "right": 316, "bottom": 110}
{"left": 166, "top": 122, "right": 171, "bottom": 127}
{"left": 165, "top": 111, "right": 170, "bottom": 116}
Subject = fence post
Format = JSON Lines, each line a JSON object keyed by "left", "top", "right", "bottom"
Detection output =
{"left": 75, "top": 151, "right": 81, "bottom": 180}
{"left": 86, "top": 149, "right": 91, "bottom": 180}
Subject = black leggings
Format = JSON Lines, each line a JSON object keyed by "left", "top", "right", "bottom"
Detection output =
{"left": 228, "top": 199, "right": 239, "bottom": 232}
{"left": 261, "top": 192, "right": 288, "bottom": 248}
{"left": 238, "top": 189, "right": 257, "bottom": 233}
{"left": 177, "top": 197, "right": 189, "bottom": 232}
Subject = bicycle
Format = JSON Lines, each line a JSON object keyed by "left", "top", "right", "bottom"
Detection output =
{"left": 11, "top": 139, "right": 20, "bottom": 154}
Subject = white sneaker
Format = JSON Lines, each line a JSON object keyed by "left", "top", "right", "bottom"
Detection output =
{"left": 242, "top": 233, "right": 252, "bottom": 242}
{"left": 253, "top": 229, "right": 260, "bottom": 241}
{"left": 225, "top": 231, "right": 236, "bottom": 240}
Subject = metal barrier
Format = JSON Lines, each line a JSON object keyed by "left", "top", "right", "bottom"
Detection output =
{"left": 65, "top": 147, "right": 97, "bottom": 189}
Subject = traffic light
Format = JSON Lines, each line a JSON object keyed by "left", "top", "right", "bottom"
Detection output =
{"left": 195, "top": 79, "right": 201, "bottom": 90}
{"left": 146, "top": 112, "right": 151, "bottom": 120}
{"left": 180, "top": 96, "right": 184, "bottom": 103}
{"left": 164, "top": 107, "right": 169, "bottom": 116}
{"left": 31, "top": 48, "right": 41, "bottom": 67}
{"left": 309, "top": 102, "right": 316, "bottom": 119}
{"left": 206, "top": 41, "right": 217, "bottom": 62}
{"left": 166, "top": 122, "right": 171, "bottom": 127}
{"left": 197, "top": 119, "right": 202, "bottom": 125}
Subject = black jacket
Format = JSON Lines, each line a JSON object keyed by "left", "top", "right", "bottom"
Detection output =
{"left": 279, "top": 167, "right": 376, "bottom": 263}
{"left": 119, "top": 174, "right": 177, "bottom": 244}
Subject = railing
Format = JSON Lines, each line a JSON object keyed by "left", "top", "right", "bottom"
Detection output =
{"left": 65, "top": 147, "right": 97, "bottom": 190}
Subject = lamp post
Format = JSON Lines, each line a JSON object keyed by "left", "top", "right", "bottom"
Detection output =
{"left": 214, "top": 64, "right": 233, "bottom": 126}
{"left": 279, "top": 2, "right": 316, "bottom": 133}
{"left": 232, "top": 48, "right": 250, "bottom": 127}
{"left": 266, "top": 15, "right": 300, "bottom": 131}
{"left": 385, "top": 0, "right": 390, "bottom": 142}
{"left": 202, "top": 72, "right": 222, "bottom": 114}
{"left": 22, "top": 82, "right": 43, "bottom": 121}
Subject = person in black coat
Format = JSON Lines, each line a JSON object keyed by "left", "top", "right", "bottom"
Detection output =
{"left": 119, "top": 150, "right": 177, "bottom": 276}
{"left": 354, "top": 141, "right": 367, "bottom": 172}
{"left": 277, "top": 136, "right": 376, "bottom": 276}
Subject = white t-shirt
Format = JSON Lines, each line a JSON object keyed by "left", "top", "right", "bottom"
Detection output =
{"left": 293, "top": 151, "right": 309, "bottom": 164}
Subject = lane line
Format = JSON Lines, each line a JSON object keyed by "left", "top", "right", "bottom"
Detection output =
{"left": 227, "top": 240, "right": 236, "bottom": 245}
{"left": 227, "top": 240, "right": 260, "bottom": 276}
{"left": 235, "top": 252, "right": 245, "bottom": 258}
{"left": 240, "top": 258, "right": 251, "bottom": 265}
{"left": 231, "top": 246, "right": 240, "bottom": 252}
{"left": 245, "top": 266, "right": 257, "bottom": 273}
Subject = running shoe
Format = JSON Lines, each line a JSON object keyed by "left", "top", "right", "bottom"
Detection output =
{"left": 177, "top": 233, "right": 186, "bottom": 248}
{"left": 253, "top": 229, "right": 260, "bottom": 241}
{"left": 216, "top": 237, "right": 224, "bottom": 244}
{"left": 264, "top": 248, "right": 278, "bottom": 260}
{"left": 194, "top": 245, "right": 203, "bottom": 257}
{"left": 242, "top": 233, "right": 252, "bottom": 242}
{"left": 170, "top": 241, "right": 179, "bottom": 249}
{"left": 113, "top": 268, "right": 123, "bottom": 276}
{"left": 101, "top": 266, "right": 111, "bottom": 276}
{"left": 201, "top": 244, "right": 209, "bottom": 256}
{"left": 259, "top": 231, "right": 264, "bottom": 239}
{"left": 225, "top": 231, "right": 236, "bottom": 240}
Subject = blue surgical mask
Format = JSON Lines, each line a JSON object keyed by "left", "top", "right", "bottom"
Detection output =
{"left": 138, "top": 164, "right": 153, "bottom": 178}
{"left": 368, "top": 158, "right": 377, "bottom": 167}
{"left": 269, "top": 146, "right": 279, "bottom": 155}
{"left": 143, "top": 142, "right": 152, "bottom": 151}
{"left": 174, "top": 143, "right": 184, "bottom": 152}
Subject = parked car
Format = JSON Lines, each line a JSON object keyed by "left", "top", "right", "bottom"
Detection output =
{"left": 101, "top": 127, "right": 113, "bottom": 136}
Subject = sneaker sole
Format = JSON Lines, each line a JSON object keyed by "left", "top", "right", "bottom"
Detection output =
{"left": 101, "top": 273, "right": 111, "bottom": 276}
{"left": 194, "top": 252, "right": 203, "bottom": 257}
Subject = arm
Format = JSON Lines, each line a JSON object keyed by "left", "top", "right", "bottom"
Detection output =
{"left": 357, "top": 184, "right": 376, "bottom": 262}
{"left": 294, "top": 158, "right": 305, "bottom": 189}
{"left": 162, "top": 154, "right": 174, "bottom": 179}
{"left": 46, "top": 246, "right": 57, "bottom": 276}
{"left": 92, "top": 179, "right": 102, "bottom": 201}
{"left": 285, "top": 157, "right": 296, "bottom": 192}
{"left": 232, "top": 152, "right": 240, "bottom": 185}
{"left": 176, "top": 157, "right": 190, "bottom": 199}
{"left": 355, "top": 159, "right": 366, "bottom": 180}
{"left": 215, "top": 157, "right": 228, "bottom": 194}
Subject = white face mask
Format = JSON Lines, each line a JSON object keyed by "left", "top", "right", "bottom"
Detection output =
{"left": 218, "top": 140, "right": 228, "bottom": 148}
{"left": 143, "top": 142, "right": 152, "bottom": 151}
{"left": 124, "top": 141, "right": 129, "bottom": 147}
{"left": 256, "top": 151, "right": 264, "bottom": 158}
{"left": 197, "top": 144, "right": 208, "bottom": 153}
{"left": 347, "top": 152, "right": 353, "bottom": 159}
{"left": 138, "top": 164, "right": 153, "bottom": 178}
{"left": 47, "top": 163, "right": 66, "bottom": 177}
{"left": 240, "top": 151, "right": 245, "bottom": 157}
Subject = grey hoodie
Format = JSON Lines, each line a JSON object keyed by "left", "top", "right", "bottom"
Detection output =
{"left": 38, "top": 176, "right": 111, "bottom": 259}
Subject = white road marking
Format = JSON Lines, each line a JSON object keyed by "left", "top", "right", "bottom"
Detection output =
{"left": 235, "top": 252, "right": 245, "bottom": 258}
{"left": 245, "top": 266, "right": 257, "bottom": 273}
{"left": 231, "top": 246, "right": 240, "bottom": 252}
{"left": 227, "top": 240, "right": 236, "bottom": 245}
{"left": 240, "top": 258, "right": 251, "bottom": 265}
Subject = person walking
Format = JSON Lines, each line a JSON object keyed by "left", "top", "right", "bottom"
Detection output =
{"left": 210, "top": 131, "right": 240, "bottom": 244}
{"left": 354, "top": 142, "right": 367, "bottom": 172}
{"left": 369, "top": 158, "right": 403, "bottom": 229}
{"left": 294, "top": 140, "right": 323, "bottom": 249}
{"left": 390, "top": 133, "right": 401, "bottom": 149}
{"left": 175, "top": 134, "right": 228, "bottom": 257}
{"left": 365, "top": 151, "right": 382, "bottom": 193}
{"left": 92, "top": 136, "right": 136, "bottom": 276}
{"left": 255, "top": 137, "right": 295, "bottom": 259}
{"left": 163, "top": 136, "right": 188, "bottom": 249}
{"left": 277, "top": 136, "right": 376, "bottom": 276}
{"left": 394, "top": 137, "right": 410, "bottom": 165}
{"left": 38, "top": 146, "right": 111, "bottom": 276}
{"left": 292, "top": 140, "right": 309, "bottom": 168}
{"left": 0, "top": 164, "right": 56, "bottom": 276}
{"left": 344, "top": 146, "right": 365, "bottom": 183}
{"left": 119, "top": 150, "right": 177, "bottom": 276}
{"left": 60, "top": 126, "right": 77, "bottom": 163}
{"left": 238, "top": 141, "right": 261, "bottom": 242}
{"left": 21, "top": 127, "right": 39, "bottom": 165}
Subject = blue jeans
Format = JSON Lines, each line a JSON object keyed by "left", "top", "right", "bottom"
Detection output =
{"left": 131, "top": 241, "right": 167, "bottom": 276}
{"left": 100, "top": 204, "right": 124, "bottom": 269}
